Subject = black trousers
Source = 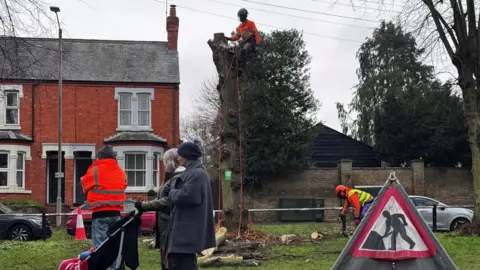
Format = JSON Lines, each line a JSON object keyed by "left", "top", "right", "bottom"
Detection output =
{"left": 169, "top": 253, "right": 198, "bottom": 270}
{"left": 238, "top": 37, "right": 256, "bottom": 65}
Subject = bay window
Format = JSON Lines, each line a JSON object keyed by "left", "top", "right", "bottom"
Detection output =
{"left": 125, "top": 153, "right": 146, "bottom": 188}
{"left": 112, "top": 146, "right": 164, "bottom": 192}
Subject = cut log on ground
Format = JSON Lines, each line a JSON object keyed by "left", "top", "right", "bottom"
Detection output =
{"left": 197, "top": 256, "right": 222, "bottom": 267}
{"left": 202, "top": 227, "right": 228, "bottom": 256}
{"left": 279, "top": 234, "right": 303, "bottom": 245}
{"left": 198, "top": 256, "right": 243, "bottom": 267}
{"left": 216, "top": 241, "right": 261, "bottom": 253}
{"left": 142, "top": 239, "right": 155, "bottom": 249}
{"left": 311, "top": 231, "right": 324, "bottom": 240}
{"left": 280, "top": 234, "right": 297, "bottom": 244}
{"left": 202, "top": 248, "right": 215, "bottom": 257}
{"left": 215, "top": 227, "right": 228, "bottom": 247}
{"left": 236, "top": 252, "right": 263, "bottom": 260}
{"left": 198, "top": 256, "right": 261, "bottom": 267}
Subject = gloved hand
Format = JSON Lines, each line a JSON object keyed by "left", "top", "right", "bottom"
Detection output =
{"left": 134, "top": 201, "right": 143, "bottom": 214}
{"left": 79, "top": 251, "right": 92, "bottom": 261}
{"left": 225, "top": 37, "right": 232, "bottom": 41}
{"left": 163, "top": 185, "right": 171, "bottom": 197}
{"left": 354, "top": 217, "right": 361, "bottom": 225}
{"left": 338, "top": 213, "right": 345, "bottom": 221}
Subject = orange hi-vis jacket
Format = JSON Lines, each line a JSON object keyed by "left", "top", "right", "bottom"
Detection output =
{"left": 81, "top": 159, "right": 127, "bottom": 213}
{"left": 231, "top": 20, "right": 261, "bottom": 45}
{"left": 341, "top": 188, "right": 373, "bottom": 218}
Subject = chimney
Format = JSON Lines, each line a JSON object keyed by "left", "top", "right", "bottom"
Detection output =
{"left": 167, "top": 5, "right": 179, "bottom": 50}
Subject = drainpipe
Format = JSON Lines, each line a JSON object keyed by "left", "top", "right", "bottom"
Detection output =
{"left": 31, "top": 81, "right": 40, "bottom": 142}
{"left": 172, "top": 85, "right": 178, "bottom": 147}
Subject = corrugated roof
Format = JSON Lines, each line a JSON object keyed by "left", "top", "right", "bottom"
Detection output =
{"left": 0, "top": 37, "right": 180, "bottom": 83}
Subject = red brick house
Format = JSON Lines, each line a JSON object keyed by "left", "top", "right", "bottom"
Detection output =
{"left": 0, "top": 6, "right": 180, "bottom": 209}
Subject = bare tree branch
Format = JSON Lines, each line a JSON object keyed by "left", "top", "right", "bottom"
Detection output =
{"left": 180, "top": 76, "right": 220, "bottom": 171}
{"left": 0, "top": 0, "right": 57, "bottom": 79}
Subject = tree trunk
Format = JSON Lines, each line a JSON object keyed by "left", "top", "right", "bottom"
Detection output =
{"left": 208, "top": 33, "right": 248, "bottom": 232}
{"left": 465, "top": 96, "right": 480, "bottom": 231}
{"left": 458, "top": 71, "right": 480, "bottom": 232}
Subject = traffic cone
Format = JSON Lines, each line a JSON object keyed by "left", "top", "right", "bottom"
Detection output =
{"left": 75, "top": 207, "right": 87, "bottom": 241}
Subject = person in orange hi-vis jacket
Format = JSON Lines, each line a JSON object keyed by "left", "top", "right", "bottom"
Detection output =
{"left": 226, "top": 8, "right": 261, "bottom": 66}
{"left": 81, "top": 145, "right": 127, "bottom": 270}
{"left": 336, "top": 185, "right": 374, "bottom": 226}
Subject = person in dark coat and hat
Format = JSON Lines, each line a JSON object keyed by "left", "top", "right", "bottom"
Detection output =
{"left": 163, "top": 141, "right": 216, "bottom": 270}
{"left": 134, "top": 148, "right": 185, "bottom": 270}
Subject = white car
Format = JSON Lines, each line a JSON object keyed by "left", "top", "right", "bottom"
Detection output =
{"left": 409, "top": 195, "right": 473, "bottom": 231}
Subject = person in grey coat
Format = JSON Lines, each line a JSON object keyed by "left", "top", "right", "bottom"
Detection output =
{"left": 134, "top": 148, "right": 185, "bottom": 270}
{"left": 163, "top": 141, "right": 216, "bottom": 270}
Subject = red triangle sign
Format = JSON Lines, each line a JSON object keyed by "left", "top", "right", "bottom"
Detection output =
{"left": 350, "top": 185, "right": 437, "bottom": 260}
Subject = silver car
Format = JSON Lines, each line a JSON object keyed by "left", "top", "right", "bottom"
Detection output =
{"left": 409, "top": 195, "right": 473, "bottom": 231}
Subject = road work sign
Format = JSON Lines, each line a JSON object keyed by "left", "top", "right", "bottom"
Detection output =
{"left": 331, "top": 172, "right": 458, "bottom": 270}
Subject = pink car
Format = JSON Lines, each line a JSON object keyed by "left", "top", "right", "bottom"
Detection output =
{"left": 66, "top": 199, "right": 156, "bottom": 238}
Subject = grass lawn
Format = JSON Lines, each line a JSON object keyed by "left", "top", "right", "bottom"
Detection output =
{"left": 0, "top": 222, "right": 479, "bottom": 269}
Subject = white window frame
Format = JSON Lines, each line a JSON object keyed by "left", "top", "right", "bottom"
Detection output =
{"left": 0, "top": 145, "right": 31, "bottom": 194}
{"left": 118, "top": 93, "right": 133, "bottom": 127}
{"left": 5, "top": 91, "right": 19, "bottom": 126}
{"left": 0, "top": 85, "right": 23, "bottom": 130}
{"left": 16, "top": 152, "right": 25, "bottom": 188}
{"left": 0, "top": 152, "right": 9, "bottom": 187}
{"left": 137, "top": 93, "right": 151, "bottom": 127}
{"left": 113, "top": 146, "right": 164, "bottom": 192}
{"left": 124, "top": 152, "right": 147, "bottom": 190}
{"left": 114, "top": 88, "right": 154, "bottom": 131}
{"left": 153, "top": 153, "right": 159, "bottom": 187}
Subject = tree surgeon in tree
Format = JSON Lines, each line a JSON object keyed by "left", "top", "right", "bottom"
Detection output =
{"left": 381, "top": 210, "right": 416, "bottom": 250}
{"left": 226, "top": 8, "right": 261, "bottom": 68}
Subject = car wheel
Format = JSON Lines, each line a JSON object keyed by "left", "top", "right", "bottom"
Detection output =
{"left": 450, "top": 217, "right": 470, "bottom": 231}
{"left": 8, "top": 224, "right": 32, "bottom": 241}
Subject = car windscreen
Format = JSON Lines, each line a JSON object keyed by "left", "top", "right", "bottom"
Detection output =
{"left": 0, "top": 204, "right": 13, "bottom": 214}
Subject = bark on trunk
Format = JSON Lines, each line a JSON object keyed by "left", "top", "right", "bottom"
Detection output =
{"left": 458, "top": 73, "right": 480, "bottom": 232}
{"left": 208, "top": 33, "right": 248, "bottom": 232}
{"left": 465, "top": 103, "right": 480, "bottom": 232}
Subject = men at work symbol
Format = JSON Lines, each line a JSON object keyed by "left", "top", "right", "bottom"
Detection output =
{"left": 361, "top": 210, "right": 416, "bottom": 251}
{"left": 381, "top": 211, "right": 416, "bottom": 250}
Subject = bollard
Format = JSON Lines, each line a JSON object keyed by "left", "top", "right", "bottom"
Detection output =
{"left": 41, "top": 209, "right": 47, "bottom": 241}
{"left": 432, "top": 204, "right": 437, "bottom": 232}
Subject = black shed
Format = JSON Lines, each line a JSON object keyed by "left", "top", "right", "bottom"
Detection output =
{"left": 311, "top": 123, "right": 381, "bottom": 167}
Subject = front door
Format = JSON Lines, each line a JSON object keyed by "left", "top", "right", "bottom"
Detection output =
{"left": 47, "top": 152, "right": 65, "bottom": 204}
{"left": 74, "top": 152, "right": 92, "bottom": 205}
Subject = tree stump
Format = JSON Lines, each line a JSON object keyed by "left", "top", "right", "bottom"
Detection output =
{"left": 208, "top": 33, "right": 248, "bottom": 232}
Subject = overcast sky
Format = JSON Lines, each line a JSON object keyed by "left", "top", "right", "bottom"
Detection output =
{"left": 44, "top": 0, "right": 402, "bottom": 132}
